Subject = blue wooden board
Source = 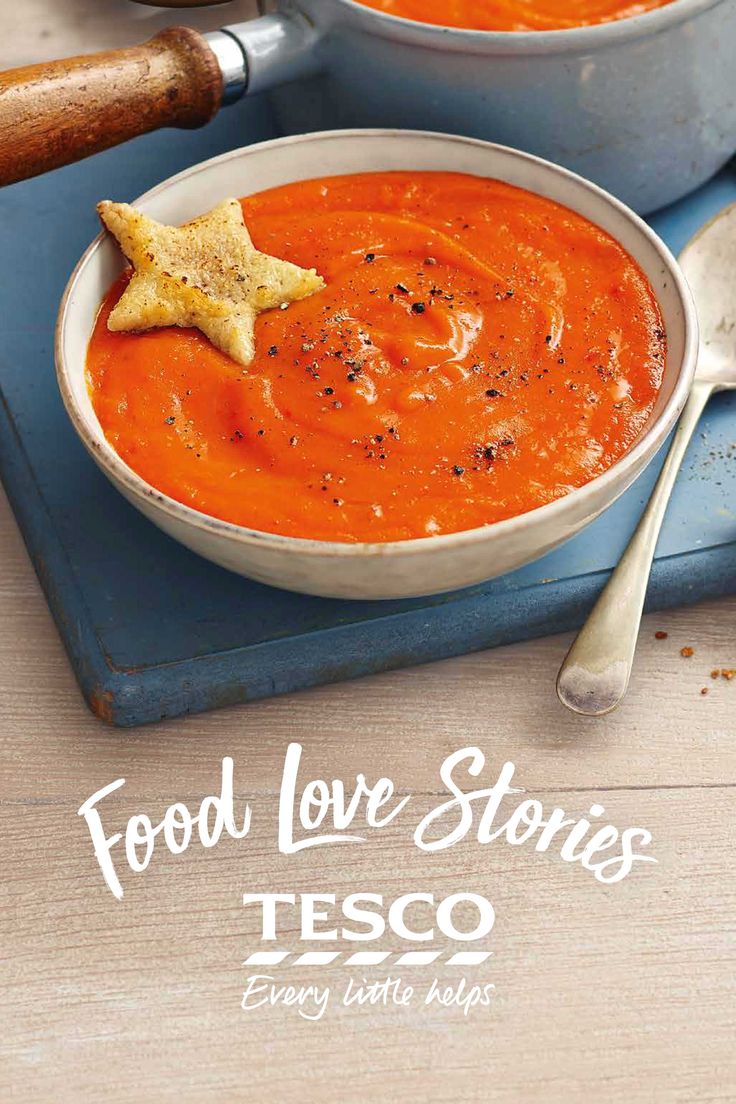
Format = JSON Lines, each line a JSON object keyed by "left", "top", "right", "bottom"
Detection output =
{"left": 0, "top": 100, "right": 734, "bottom": 726}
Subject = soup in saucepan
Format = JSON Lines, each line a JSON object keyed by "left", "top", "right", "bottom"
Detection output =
{"left": 355, "top": 0, "right": 675, "bottom": 32}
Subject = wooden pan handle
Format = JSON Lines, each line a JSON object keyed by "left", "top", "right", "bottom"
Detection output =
{"left": 0, "top": 27, "right": 223, "bottom": 187}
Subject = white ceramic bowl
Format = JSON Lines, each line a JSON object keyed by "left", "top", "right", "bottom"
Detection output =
{"left": 56, "top": 129, "right": 698, "bottom": 600}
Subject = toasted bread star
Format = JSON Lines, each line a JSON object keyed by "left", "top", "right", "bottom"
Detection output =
{"left": 97, "top": 198, "right": 325, "bottom": 366}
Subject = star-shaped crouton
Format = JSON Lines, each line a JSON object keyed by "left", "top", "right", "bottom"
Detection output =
{"left": 97, "top": 198, "right": 325, "bottom": 366}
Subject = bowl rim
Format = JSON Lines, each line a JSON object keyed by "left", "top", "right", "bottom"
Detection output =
{"left": 56, "top": 128, "right": 699, "bottom": 561}
{"left": 330, "top": 0, "right": 724, "bottom": 54}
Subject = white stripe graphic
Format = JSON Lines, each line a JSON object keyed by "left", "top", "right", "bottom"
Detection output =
{"left": 293, "top": 951, "right": 342, "bottom": 966}
{"left": 446, "top": 951, "right": 493, "bottom": 966}
{"left": 393, "top": 950, "right": 443, "bottom": 966}
{"left": 242, "top": 951, "right": 290, "bottom": 966}
{"left": 243, "top": 949, "right": 494, "bottom": 966}
{"left": 344, "top": 951, "right": 392, "bottom": 966}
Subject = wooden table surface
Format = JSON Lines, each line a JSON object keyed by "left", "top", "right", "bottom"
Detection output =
{"left": 1, "top": 4, "right": 735, "bottom": 1102}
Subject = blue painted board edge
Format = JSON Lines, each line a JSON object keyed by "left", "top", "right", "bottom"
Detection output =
{"left": 103, "top": 547, "right": 736, "bottom": 726}
{"left": 2, "top": 374, "right": 733, "bottom": 726}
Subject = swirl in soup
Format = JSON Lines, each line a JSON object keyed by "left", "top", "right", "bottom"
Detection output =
{"left": 87, "top": 172, "right": 665, "bottom": 543}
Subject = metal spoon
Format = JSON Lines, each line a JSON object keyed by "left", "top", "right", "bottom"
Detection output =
{"left": 557, "top": 202, "right": 736, "bottom": 716}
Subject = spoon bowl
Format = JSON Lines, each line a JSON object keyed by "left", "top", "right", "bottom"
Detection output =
{"left": 681, "top": 202, "right": 736, "bottom": 389}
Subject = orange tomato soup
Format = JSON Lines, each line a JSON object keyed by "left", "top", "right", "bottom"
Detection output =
{"left": 87, "top": 172, "right": 665, "bottom": 543}
{"left": 355, "top": 0, "right": 675, "bottom": 31}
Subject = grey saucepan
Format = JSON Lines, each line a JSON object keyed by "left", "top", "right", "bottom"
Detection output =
{"left": 1, "top": 0, "right": 734, "bottom": 213}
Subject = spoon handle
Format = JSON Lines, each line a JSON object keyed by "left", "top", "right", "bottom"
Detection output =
{"left": 556, "top": 379, "right": 713, "bottom": 716}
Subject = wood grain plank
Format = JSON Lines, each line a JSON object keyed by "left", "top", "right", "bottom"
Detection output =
{"left": 1, "top": 789, "right": 733, "bottom": 1103}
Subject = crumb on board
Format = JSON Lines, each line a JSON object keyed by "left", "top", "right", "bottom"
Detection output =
{"left": 701, "top": 667, "right": 735, "bottom": 696}
{"left": 680, "top": 646, "right": 694, "bottom": 658}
